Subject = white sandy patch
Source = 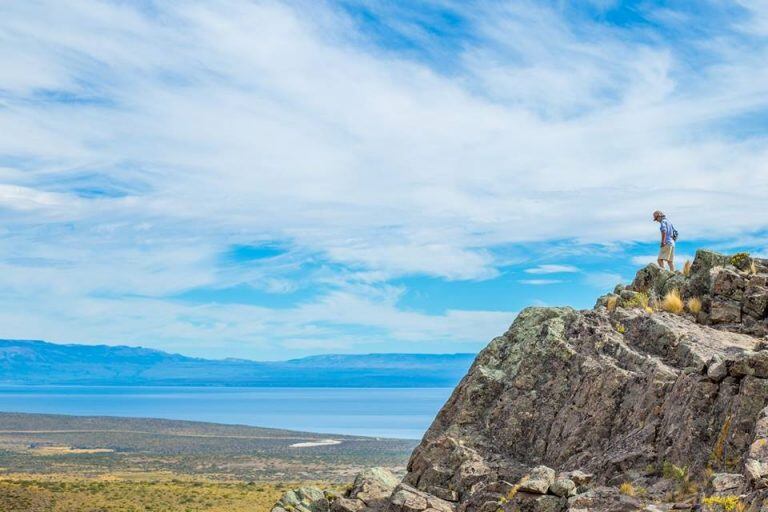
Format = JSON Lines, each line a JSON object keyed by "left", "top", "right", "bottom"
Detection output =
{"left": 289, "top": 439, "right": 342, "bottom": 448}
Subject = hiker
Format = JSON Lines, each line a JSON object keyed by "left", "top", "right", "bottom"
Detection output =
{"left": 653, "top": 210, "right": 676, "bottom": 271}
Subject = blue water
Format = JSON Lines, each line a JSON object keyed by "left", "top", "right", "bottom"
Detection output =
{"left": 0, "top": 386, "right": 453, "bottom": 439}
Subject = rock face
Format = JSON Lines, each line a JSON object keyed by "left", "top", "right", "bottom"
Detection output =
{"left": 398, "top": 250, "right": 768, "bottom": 511}
{"left": 273, "top": 250, "right": 768, "bottom": 512}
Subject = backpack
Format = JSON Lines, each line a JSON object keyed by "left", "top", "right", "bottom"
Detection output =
{"left": 672, "top": 226, "right": 679, "bottom": 241}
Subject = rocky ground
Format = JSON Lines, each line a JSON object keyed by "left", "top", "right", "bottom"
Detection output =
{"left": 273, "top": 250, "right": 768, "bottom": 512}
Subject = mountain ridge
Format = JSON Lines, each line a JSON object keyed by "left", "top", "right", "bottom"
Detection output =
{"left": 0, "top": 338, "right": 476, "bottom": 387}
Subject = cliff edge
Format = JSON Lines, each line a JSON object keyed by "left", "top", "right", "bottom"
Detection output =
{"left": 274, "top": 250, "right": 768, "bottom": 512}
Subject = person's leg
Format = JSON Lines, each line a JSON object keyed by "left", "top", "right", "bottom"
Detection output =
{"left": 657, "top": 258, "right": 665, "bottom": 268}
{"left": 667, "top": 246, "right": 675, "bottom": 272}
{"left": 658, "top": 245, "right": 674, "bottom": 270}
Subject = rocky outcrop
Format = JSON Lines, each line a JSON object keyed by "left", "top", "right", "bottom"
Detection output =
{"left": 345, "top": 468, "right": 401, "bottom": 511}
{"left": 273, "top": 487, "right": 333, "bottom": 512}
{"left": 272, "top": 468, "right": 400, "bottom": 512}
{"left": 273, "top": 250, "right": 768, "bottom": 512}
{"left": 626, "top": 249, "right": 768, "bottom": 337}
{"left": 399, "top": 251, "right": 768, "bottom": 511}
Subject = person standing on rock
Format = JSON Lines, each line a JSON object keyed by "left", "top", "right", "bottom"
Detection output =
{"left": 653, "top": 210, "right": 676, "bottom": 271}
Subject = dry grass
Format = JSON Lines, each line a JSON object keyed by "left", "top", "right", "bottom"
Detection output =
{"left": 683, "top": 260, "right": 692, "bottom": 276}
{"left": 686, "top": 297, "right": 702, "bottom": 315}
{"left": 661, "top": 289, "right": 684, "bottom": 314}
{"left": 711, "top": 416, "right": 733, "bottom": 467}
{"left": 618, "top": 482, "right": 636, "bottom": 496}
{"left": 606, "top": 295, "right": 618, "bottom": 312}
{"left": 0, "top": 475, "right": 344, "bottom": 512}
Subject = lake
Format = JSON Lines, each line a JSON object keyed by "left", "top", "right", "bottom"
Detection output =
{"left": 0, "top": 386, "right": 454, "bottom": 439}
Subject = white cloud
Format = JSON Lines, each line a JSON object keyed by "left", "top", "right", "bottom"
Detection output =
{"left": 0, "top": 0, "right": 767, "bottom": 355}
{"left": 519, "top": 279, "right": 564, "bottom": 285}
{"left": 0, "top": 282, "right": 515, "bottom": 359}
{"left": 583, "top": 272, "right": 625, "bottom": 290}
{"left": 524, "top": 264, "right": 580, "bottom": 274}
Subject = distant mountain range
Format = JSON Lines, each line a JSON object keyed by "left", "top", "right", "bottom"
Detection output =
{"left": 0, "top": 339, "right": 476, "bottom": 387}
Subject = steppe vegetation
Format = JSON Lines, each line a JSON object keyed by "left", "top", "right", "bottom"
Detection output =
{"left": 0, "top": 413, "right": 414, "bottom": 511}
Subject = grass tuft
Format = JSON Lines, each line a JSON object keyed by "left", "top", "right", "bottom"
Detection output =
{"left": 606, "top": 296, "right": 618, "bottom": 312}
{"left": 661, "top": 289, "right": 684, "bottom": 314}
{"left": 618, "top": 482, "right": 635, "bottom": 496}
{"left": 683, "top": 260, "right": 692, "bottom": 276}
{"left": 686, "top": 297, "right": 702, "bottom": 315}
{"left": 711, "top": 416, "right": 732, "bottom": 467}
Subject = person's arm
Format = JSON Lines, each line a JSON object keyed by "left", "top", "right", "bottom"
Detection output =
{"left": 660, "top": 224, "right": 667, "bottom": 246}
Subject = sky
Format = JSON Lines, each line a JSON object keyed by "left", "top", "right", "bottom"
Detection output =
{"left": 0, "top": 0, "right": 767, "bottom": 360}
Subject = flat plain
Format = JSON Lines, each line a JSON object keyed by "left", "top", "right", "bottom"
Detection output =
{"left": 0, "top": 412, "right": 417, "bottom": 511}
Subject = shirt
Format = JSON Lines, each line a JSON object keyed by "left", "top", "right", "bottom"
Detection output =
{"left": 660, "top": 218, "right": 675, "bottom": 246}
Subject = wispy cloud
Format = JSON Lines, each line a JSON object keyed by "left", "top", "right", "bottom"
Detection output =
{"left": 524, "top": 264, "right": 580, "bottom": 274}
{"left": 584, "top": 272, "right": 625, "bottom": 290}
{"left": 519, "top": 279, "right": 564, "bottom": 286}
{"left": 0, "top": 0, "right": 767, "bottom": 357}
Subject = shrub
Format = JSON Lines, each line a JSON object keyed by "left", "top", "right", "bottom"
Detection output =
{"left": 683, "top": 260, "right": 692, "bottom": 276}
{"left": 661, "top": 289, "right": 684, "bottom": 314}
{"left": 687, "top": 297, "right": 702, "bottom": 315}
{"left": 662, "top": 462, "right": 698, "bottom": 499}
{"left": 615, "top": 323, "right": 626, "bottom": 334}
{"left": 702, "top": 495, "right": 745, "bottom": 512}
{"left": 662, "top": 461, "right": 688, "bottom": 481}
{"left": 625, "top": 292, "right": 649, "bottom": 310}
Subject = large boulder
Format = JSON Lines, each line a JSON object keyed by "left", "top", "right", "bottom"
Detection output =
{"left": 349, "top": 468, "right": 399, "bottom": 508}
{"left": 711, "top": 267, "right": 745, "bottom": 301}
{"left": 710, "top": 298, "right": 742, "bottom": 324}
{"left": 389, "top": 484, "right": 455, "bottom": 512}
{"left": 275, "top": 469, "right": 400, "bottom": 512}
{"left": 631, "top": 264, "right": 673, "bottom": 296}
{"left": 273, "top": 487, "right": 331, "bottom": 512}
{"left": 744, "top": 284, "right": 768, "bottom": 320}
{"left": 549, "top": 477, "right": 576, "bottom": 498}
{"left": 685, "top": 249, "right": 730, "bottom": 297}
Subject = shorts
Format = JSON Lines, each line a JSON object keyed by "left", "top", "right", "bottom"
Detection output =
{"left": 658, "top": 244, "right": 675, "bottom": 261}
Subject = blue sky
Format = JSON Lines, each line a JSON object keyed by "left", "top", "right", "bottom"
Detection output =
{"left": 0, "top": 0, "right": 767, "bottom": 360}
